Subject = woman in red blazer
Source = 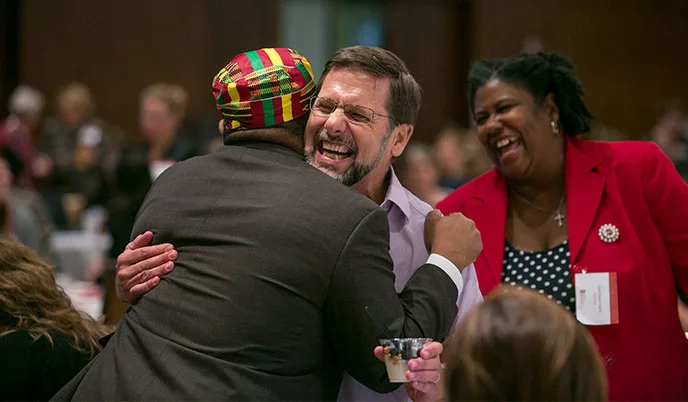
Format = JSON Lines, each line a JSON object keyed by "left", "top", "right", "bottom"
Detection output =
{"left": 437, "top": 52, "right": 688, "bottom": 401}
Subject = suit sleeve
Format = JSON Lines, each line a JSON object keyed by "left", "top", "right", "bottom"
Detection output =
{"left": 643, "top": 143, "right": 688, "bottom": 296}
{"left": 324, "top": 207, "right": 458, "bottom": 393}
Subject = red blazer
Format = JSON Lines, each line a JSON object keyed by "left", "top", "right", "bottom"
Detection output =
{"left": 437, "top": 137, "right": 688, "bottom": 401}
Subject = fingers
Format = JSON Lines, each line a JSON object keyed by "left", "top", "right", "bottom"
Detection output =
{"left": 126, "top": 231, "right": 154, "bottom": 250}
{"left": 117, "top": 248, "right": 176, "bottom": 283}
{"left": 408, "top": 356, "right": 442, "bottom": 376}
{"left": 420, "top": 341, "right": 443, "bottom": 359}
{"left": 425, "top": 209, "right": 443, "bottom": 225}
{"left": 406, "top": 341, "right": 443, "bottom": 384}
{"left": 117, "top": 256, "right": 173, "bottom": 304}
{"left": 130, "top": 260, "right": 175, "bottom": 285}
{"left": 407, "top": 367, "right": 441, "bottom": 384}
{"left": 424, "top": 209, "right": 444, "bottom": 251}
{"left": 116, "top": 244, "right": 175, "bottom": 280}
{"left": 409, "top": 380, "right": 440, "bottom": 395}
{"left": 127, "top": 277, "right": 161, "bottom": 301}
{"left": 373, "top": 346, "right": 385, "bottom": 363}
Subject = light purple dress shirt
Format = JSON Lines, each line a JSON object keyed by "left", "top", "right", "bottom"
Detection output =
{"left": 338, "top": 170, "right": 483, "bottom": 402}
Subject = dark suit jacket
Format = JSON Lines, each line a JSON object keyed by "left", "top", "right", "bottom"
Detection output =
{"left": 54, "top": 139, "right": 458, "bottom": 401}
{"left": 106, "top": 137, "right": 199, "bottom": 258}
{"left": 437, "top": 137, "right": 688, "bottom": 401}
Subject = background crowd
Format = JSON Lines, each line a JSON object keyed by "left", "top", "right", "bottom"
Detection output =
{"left": 0, "top": 0, "right": 687, "bottom": 400}
{"left": 2, "top": 75, "right": 687, "bottom": 324}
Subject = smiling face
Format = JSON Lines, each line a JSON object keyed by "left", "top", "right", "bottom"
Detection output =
{"left": 304, "top": 68, "right": 412, "bottom": 189}
{"left": 473, "top": 79, "right": 561, "bottom": 182}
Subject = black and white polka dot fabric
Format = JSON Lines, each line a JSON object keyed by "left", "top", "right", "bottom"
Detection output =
{"left": 502, "top": 240, "right": 576, "bottom": 312}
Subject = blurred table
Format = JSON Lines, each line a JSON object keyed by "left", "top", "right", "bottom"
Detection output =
{"left": 55, "top": 273, "right": 104, "bottom": 320}
{"left": 50, "top": 230, "right": 111, "bottom": 281}
{"left": 51, "top": 231, "right": 111, "bottom": 320}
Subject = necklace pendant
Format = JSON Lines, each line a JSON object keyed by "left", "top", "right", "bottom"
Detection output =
{"left": 554, "top": 211, "right": 565, "bottom": 227}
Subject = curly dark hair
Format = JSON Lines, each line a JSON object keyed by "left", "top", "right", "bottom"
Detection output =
{"left": 467, "top": 52, "right": 593, "bottom": 136}
{"left": 0, "top": 239, "right": 110, "bottom": 356}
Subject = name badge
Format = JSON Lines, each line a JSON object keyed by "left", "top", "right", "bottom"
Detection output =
{"left": 575, "top": 272, "right": 619, "bottom": 325}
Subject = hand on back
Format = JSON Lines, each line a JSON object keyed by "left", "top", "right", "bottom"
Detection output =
{"left": 115, "top": 231, "right": 177, "bottom": 303}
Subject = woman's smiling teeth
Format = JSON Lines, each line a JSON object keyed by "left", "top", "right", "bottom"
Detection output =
{"left": 319, "top": 140, "right": 354, "bottom": 160}
{"left": 495, "top": 137, "right": 519, "bottom": 155}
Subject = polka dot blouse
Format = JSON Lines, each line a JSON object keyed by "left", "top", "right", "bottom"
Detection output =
{"left": 502, "top": 240, "right": 576, "bottom": 312}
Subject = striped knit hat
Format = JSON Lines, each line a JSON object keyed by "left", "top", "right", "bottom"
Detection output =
{"left": 212, "top": 48, "right": 316, "bottom": 131}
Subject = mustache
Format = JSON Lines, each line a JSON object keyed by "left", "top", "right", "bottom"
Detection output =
{"left": 316, "top": 129, "right": 357, "bottom": 153}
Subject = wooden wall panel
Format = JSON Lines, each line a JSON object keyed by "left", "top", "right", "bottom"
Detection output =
{"left": 384, "top": 0, "right": 471, "bottom": 142}
{"left": 471, "top": 0, "right": 688, "bottom": 138}
{"left": 16, "top": 0, "right": 688, "bottom": 142}
{"left": 0, "top": 0, "right": 19, "bottom": 117}
{"left": 19, "top": 0, "right": 278, "bottom": 138}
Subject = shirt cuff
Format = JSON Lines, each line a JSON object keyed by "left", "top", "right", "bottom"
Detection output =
{"left": 426, "top": 253, "right": 464, "bottom": 296}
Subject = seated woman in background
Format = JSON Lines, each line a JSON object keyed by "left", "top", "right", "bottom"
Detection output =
{"left": 444, "top": 286, "right": 607, "bottom": 401}
{"left": 0, "top": 239, "right": 110, "bottom": 400}
{"left": 0, "top": 150, "right": 54, "bottom": 259}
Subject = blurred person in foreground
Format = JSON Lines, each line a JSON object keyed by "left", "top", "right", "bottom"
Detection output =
{"left": 0, "top": 85, "right": 45, "bottom": 189}
{"left": 444, "top": 285, "right": 607, "bottom": 401}
{"left": 53, "top": 48, "right": 478, "bottom": 401}
{"left": 116, "top": 46, "right": 483, "bottom": 402}
{"left": 0, "top": 239, "right": 109, "bottom": 400}
{"left": 437, "top": 51, "right": 688, "bottom": 400}
{"left": 37, "top": 82, "right": 116, "bottom": 229}
{"left": 0, "top": 151, "right": 53, "bottom": 258}
{"left": 395, "top": 143, "right": 451, "bottom": 207}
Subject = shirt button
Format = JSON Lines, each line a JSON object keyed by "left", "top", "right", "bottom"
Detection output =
{"left": 572, "top": 264, "right": 584, "bottom": 274}
{"left": 602, "top": 352, "right": 615, "bottom": 366}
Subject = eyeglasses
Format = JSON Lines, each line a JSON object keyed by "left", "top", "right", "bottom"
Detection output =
{"left": 309, "top": 96, "right": 393, "bottom": 124}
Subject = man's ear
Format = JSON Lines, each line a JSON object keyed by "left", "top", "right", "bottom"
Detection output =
{"left": 390, "top": 124, "right": 414, "bottom": 158}
{"left": 217, "top": 119, "right": 226, "bottom": 134}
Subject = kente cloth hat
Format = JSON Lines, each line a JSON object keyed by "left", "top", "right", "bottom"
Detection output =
{"left": 212, "top": 48, "right": 316, "bottom": 131}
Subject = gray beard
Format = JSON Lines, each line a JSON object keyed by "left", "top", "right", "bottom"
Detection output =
{"left": 304, "top": 129, "right": 391, "bottom": 186}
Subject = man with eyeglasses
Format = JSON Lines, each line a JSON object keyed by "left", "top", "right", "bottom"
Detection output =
{"left": 304, "top": 45, "right": 483, "bottom": 402}
{"left": 111, "top": 46, "right": 483, "bottom": 401}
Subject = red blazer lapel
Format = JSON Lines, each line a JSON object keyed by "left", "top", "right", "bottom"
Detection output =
{"left": 565, "top": 137, "right": 608, "bottom": 264}
{"left": 467, "top": 171, "right": 508, "bottom": 294}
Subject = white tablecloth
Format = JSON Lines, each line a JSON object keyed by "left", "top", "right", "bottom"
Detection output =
{"left": 55, "top": 273, "right": 104, "bottom": 320}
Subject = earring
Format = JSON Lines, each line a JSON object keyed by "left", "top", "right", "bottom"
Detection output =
{"left": 551, "top": 121, "right": 559, "bottom": 135}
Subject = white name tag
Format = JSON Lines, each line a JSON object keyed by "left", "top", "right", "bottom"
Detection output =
{"left": 575, "top": 272, "right": 619, "bottom": 325}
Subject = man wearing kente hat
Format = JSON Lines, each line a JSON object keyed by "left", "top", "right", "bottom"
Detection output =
{"left": 115, "top": 46, "right": 484, "bottom": 402}
{"left": 52, "top": 48, "right": 479, "bottom": 400}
